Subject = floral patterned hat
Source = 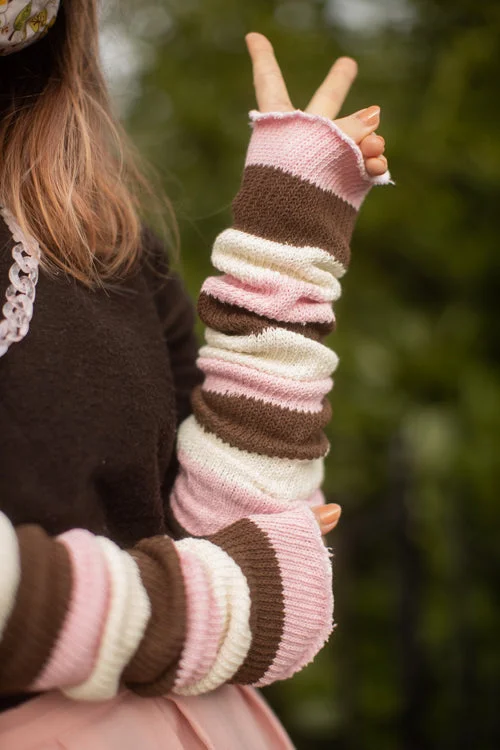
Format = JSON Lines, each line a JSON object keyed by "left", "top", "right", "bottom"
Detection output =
{"left": 0, "top": 0, "right": 60, "bottom": 56}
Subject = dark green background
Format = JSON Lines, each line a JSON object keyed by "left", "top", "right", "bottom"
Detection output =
{"left": 107, "top": 1, "right": 500, "bottom": 747}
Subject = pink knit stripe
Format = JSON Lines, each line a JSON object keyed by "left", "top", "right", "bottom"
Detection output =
{"left": 201, "top": 275, "right": 335, "bottom": 326}
{"left": 172, "top": 448, "right": 324, "bottom": 540}
{"left": 251, "top": 506, "right": 333, "bottom": 687}
{"left": 199, "top": 357, "right": 332, "bottom": 414}
{"left": 246, "top": 110, "right": 386, "bottom": 210}
{"left": 173, "top": 547, "right": 223, "bottom": 690}
{"left": 32, "top": 529, "right": 110, "bottom": 691}
{"left": 171, "top": 450, "right": 287, "bottom": 537}
{"left": 305, "top": 488, "right": 325, "bottom": 508}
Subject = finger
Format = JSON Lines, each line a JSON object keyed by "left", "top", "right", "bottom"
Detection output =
{"left": 306, "top": 57, "right": 358, "bottom": 119}
{"left": 365, "top": 155, "right": 388, "bottom": 176}
{"left": 333, "top": 105, "right": 380, "bottom": 145}
{"left": 245, "top": 32, "right": 293, "bottom": 113}
{"left": 312, "top": 504, "right": 342, "bottom": 535}
{"left": 360, "top": 133, "right": 385, "bottom": 159}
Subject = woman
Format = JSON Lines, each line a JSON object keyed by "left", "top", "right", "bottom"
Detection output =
{"left": 0, "top": 1, "right": 390, "bottom": 747}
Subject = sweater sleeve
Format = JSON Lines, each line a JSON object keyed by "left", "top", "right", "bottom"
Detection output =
{"left": 0, "top": 111, "right": 390, "bottom": 701}
{"left": 141, "top": 226, "right": 204, "bottom": 429}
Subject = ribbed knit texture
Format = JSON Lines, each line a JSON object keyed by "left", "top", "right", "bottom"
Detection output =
{"left": 32, "top": 529, "right": 110, "bottom": 691}
{"left": 0, "top": 110, "right": 390, "bottom": 700}
{"left": 172, "top": 547, "right": 221, "bottom": 691}
{"left": 250, "top": 508, "right": 333, "bottom": 687}
{"left": 63, "top": 538, "right": 151, "bottom": 701}
{"left": 173, "top": 539, "right": 252, "bottom": 696}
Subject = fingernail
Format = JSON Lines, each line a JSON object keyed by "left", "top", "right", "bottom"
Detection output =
{"left": 356, "top": 106, "right": 380, "bottom": 124}
{"left": 319, "top": 505, "right": 342, "bottom": 525}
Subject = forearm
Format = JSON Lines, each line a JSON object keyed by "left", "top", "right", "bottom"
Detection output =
{"left": 170, "top": 109, "right": 389, "bottom": 535}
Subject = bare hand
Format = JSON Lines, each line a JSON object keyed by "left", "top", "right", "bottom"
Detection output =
{"left": 245, "top": 32, "right": 387, "bottom": 176}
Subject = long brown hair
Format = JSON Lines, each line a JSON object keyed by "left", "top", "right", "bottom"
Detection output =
{"left": 0, "top": 0, "right": 175, "bottom": 287}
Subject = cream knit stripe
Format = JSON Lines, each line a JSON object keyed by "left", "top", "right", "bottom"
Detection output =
{"left": 176, "top": 416, "right": 324, "bottom": 505}
{"left": 172, "top": 448, "right": 301, "bottom": 537}
{"left": 173, "top": 538, "right": 252, "bottom": 695}
{"left": 201, "top": 327, "right": 338, "bottom": 381}
{"left": 211, "top": 228, "right": 346, "bottom": 282}
{"left": 0, "top": 512, "right": 20, "bottom": 640}
{"left": 201, "top": 228, "right": 342, "bottom": 325}
{"left": 195, "top": 324, "right": 336, "bottom": 463}
{"left": 64, "top": 537, "right": 151, "bottom": 701}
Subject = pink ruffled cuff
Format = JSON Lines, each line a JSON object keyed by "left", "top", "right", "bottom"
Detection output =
{"left": 246, "top": 109, "right": 393, "bottom": 211}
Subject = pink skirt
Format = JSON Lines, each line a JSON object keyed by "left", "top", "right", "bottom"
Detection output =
{"left": 0, "top": 686, "right": 295, "bottom": 750}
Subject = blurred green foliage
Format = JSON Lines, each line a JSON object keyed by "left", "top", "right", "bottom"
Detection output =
{"left": 107, "top": 1, "right": 500, "bottom": 747}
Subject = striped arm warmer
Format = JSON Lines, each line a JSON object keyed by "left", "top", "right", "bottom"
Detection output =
{"left": 0, "top": 111, "right": 391, "bottom": 699}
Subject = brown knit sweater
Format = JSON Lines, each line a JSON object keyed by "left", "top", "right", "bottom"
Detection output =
{"left": 0, "top": 224, "right": 203, "bottom": 545}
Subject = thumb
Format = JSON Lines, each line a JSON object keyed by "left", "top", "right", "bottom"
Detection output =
{"left": 312, "top": 504, "right": 342, "bottom": 535}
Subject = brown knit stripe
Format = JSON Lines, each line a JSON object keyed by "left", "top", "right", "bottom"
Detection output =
{"left": 198, "top": 292, "right": 335, "bottom": 343}
{"left": 232, "top": 164, "right": 357, "bottom": 270}
{"left": 124, "top": 536, "right": 186, "bottom": 696}
{"left": 0, "top": 527, "right": 72, "bottom": 694}
{"left": 191, "top": 386, "right": 331, "bottom": 460}
{"left": 208, "top": 518, "right": 284, "bottom": 685}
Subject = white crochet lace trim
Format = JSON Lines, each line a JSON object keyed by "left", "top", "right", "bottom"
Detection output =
{"left": 0, "top": 206, "right": 41, "bottom": 358}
